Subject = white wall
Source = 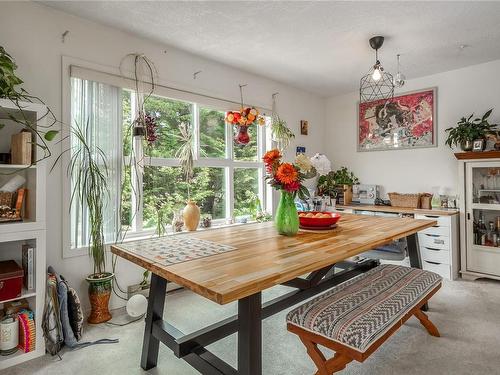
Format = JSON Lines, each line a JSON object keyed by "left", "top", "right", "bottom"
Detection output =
{"left": 325, "top": 59, "right": 500, "bottom": 198}
{"left": 0, "top": 2, "right": 326, "bottom": 310}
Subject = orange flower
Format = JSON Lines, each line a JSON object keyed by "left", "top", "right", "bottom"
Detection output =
{"left": 263, "top": 149, "right": 281, "bottom": 166}
{"left": 276, "top": 163, "right": 298, "bottom": 184}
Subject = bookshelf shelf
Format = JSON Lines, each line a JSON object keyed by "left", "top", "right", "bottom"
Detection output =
{"left": 0, "top": 100, "right": 47, "bottom": 371}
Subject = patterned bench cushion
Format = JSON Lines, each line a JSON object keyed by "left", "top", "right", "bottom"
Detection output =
{"left": 287, "top": 265, "right": 441, "bottom": 353}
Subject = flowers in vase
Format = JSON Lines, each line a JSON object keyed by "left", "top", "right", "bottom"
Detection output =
{"left": 263, "top": 149, "right": 316, "bottom": 199}
{"left": 225, "top": 107, "right": 265, "bottom": 127}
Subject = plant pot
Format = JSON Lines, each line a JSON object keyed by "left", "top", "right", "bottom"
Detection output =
{"left": 183, "top": 200, "right": 200, "bottom": 231}
{"left": 342, "top": 185, "right": 353, "bottom": 205}
{"left": 275, "top": 191, "right": 299, "bottom": 236}
{"left": 234, "top": 125, "right": 250, "bottom": 145}
{"left": 461, "top": 140, "right": 473, "bottom": 151}
{"left": 86, "top": 272, "right": 114, "bottom": 324}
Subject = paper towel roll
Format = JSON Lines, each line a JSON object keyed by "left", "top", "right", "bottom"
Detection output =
{"left": 0, "top": 175, "right": 26, "bottom": 192}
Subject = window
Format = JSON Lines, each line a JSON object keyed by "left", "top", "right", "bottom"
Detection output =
{"left": 69, "top": 75, "right": 269, "bottom": 249}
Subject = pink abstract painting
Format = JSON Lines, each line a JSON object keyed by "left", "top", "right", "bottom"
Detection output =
{"left": 358, "top": 89, "right": 436, "bottom": 151}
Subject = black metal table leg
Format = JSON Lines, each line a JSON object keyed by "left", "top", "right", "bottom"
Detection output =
{"left": 407, "top": 233, "right": 429, "bottom": 311}
{"left": 238, "top": 292, "right": 262, "bottom": 375}
{"left": 141, "top": 273, "right": 167, "bottom": 370}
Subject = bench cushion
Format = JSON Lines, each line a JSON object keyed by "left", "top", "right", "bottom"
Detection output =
{"left": 287, "top": 265, "right": 441, "bottom": 353}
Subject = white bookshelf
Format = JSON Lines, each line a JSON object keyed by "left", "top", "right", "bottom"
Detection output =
{"left": 0, "top": 99, "right": 47, "bottom": 370}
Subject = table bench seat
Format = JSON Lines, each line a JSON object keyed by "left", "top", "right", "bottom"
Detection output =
{"left": 287, "top": 265, "right": 442, "bottom": 374}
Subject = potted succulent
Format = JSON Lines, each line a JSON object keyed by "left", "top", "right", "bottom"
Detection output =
{"left": 63, "top": 121, "right": 113, "bottom": 324}
{"left": 445, "top": 109, "right": 497, "bottom": 151}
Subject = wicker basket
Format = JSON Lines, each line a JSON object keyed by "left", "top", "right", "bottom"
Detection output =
{"left": 0, "top": 191, "right": 14, "bottom": 207}
{"left": 420, "top": 194, "right": 433, "bottom": 209}
{"left": 388, "top": 192, "right": 422, "bottom": 208}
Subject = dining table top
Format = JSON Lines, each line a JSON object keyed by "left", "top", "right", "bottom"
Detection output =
{"left": 111, "top": 213, "right": 436, "bottom": 305}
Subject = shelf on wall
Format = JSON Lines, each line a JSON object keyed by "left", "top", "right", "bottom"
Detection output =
{"left": 454, "top": 151, "right": 500, "bottom": 160}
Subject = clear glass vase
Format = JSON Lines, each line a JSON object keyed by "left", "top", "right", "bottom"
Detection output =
{"left": 275, "top": 191, "right": 299, "bottom": 236}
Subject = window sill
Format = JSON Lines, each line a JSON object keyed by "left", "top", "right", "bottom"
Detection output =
{"left": 63, "top": 220, "right": 262, "bottom": 259}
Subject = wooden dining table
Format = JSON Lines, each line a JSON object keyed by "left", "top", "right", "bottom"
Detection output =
{"left": 111, "top": 213, "right": 436, "bottom": 375}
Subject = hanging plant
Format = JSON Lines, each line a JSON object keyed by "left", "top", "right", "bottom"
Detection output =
{"left": 270, "top": 93, "right": 294, "bottom": 152}
{"left": 0, "top": 46, "right": 59, "bottom": 166}
{"left": 119, "top": 53, "right": 159, "bottom": 149}
{"left": 225, "top": 84, "right": 265, "bottom": 145}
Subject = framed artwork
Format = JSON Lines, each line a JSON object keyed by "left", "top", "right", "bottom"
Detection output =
{"left": 296, "top": 146, "right": 306, "bottom": 155}
{"left": 300, "top": 120, "right": 309, "bottom": 135}
{"left": 358, "top": 87, "right": 437, "bottom": 151}
{"left": 472, "top": 139, "right": 485, "bottom": 152}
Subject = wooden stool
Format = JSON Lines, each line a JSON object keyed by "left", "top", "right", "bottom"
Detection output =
{"left": 287, "top": 265, "right": 441, "bottom": 375}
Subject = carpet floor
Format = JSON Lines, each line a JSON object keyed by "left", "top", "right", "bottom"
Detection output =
{"left": 5, "top": 277, "right": 500, "bottom": 375}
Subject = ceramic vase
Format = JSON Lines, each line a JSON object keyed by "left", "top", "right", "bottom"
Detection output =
{"left": 86, "top": 272, "right": 113, "bottom": 324}
{"left": 183, "top": 200, "right": 200, "bottom": 231}
{"left": 275, "top": 191, "right": 299, "bottom": 236}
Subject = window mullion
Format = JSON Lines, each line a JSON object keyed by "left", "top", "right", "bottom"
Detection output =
{"left": 227, "top": 165, "right": 234, "bottom": 220}
{"left": 193, "top": 102, "right": 200, "bottom": 161}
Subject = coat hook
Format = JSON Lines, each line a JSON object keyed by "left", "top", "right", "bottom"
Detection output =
{"left": 272, "top": 92, "right": 279, "bottom": 98}
{"left": 61, "top": 30, "right": 69, "bottom": 43}
{"left": 193, "top": 70, "right": 202, "bottom": 80}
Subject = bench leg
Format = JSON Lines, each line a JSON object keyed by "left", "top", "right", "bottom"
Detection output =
{"left": 299, "top": 337, "right": 353, "bottom": 375}
{"left": 414, "top": 309, "right": 440, "bottom": 337}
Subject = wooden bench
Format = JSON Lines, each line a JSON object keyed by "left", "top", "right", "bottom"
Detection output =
{"left": 287, "top": 264, "right": 442, "bottom": 375}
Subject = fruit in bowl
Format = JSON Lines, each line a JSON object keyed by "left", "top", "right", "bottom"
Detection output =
{"left": 298, "top": 211, "right": 341, "bottom": 228}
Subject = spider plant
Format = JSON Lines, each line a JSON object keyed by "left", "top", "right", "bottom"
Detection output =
{"left": 271, "top": 114, "right": 295, "bottom": 152}
{"left": 67, "top": 120, "right": 109, "bottom": 275}
{"left": 176, "top": 122, "right": 194, "bottom": 199}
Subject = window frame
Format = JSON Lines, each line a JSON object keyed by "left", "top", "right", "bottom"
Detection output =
{"left": 62, "top": 56, "right": 272, "bottom": 258}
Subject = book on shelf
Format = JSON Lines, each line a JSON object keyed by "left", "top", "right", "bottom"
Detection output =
{"left": 22, "top": 244, "right": 35, "bottom": 291}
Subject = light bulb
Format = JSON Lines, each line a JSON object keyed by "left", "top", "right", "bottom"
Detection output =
{"left": 372, "top": 68, "right": 382, "bottom": 81}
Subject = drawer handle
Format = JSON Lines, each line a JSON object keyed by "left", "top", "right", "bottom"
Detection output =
{"left": 424, "top": 260, "right": 441, "bottom": 265}
{"left": 424, "top": 215, "right": 440, "bottom": 218}
{"left": 425, "top": 233, "right": 439, "bottom": 238}
{"left": 424, "top": 246, "right": 441, "bottom": 251}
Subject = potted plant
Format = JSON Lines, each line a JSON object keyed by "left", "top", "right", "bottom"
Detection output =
{"left": 445, "top": 109, "right": 497, "bottom": 151}
{"left": 64, "top": 121, "right": 113, "bottom": 324}
{"left": 328, "top": 167, "right": 359, "bottom": 205}
{"left": 176, "top": 122, "right": 200, "bottom": 231}
{"left": 317, "top": 171, "right": 338, "bottom": 206}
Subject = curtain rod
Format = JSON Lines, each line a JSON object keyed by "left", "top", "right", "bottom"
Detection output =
{"left": 71, "top": 64, "right": 272, "bottom": 112}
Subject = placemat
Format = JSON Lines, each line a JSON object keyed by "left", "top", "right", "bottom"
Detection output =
{"left": 117, "top": 236, "right": 237, "bottom": 266}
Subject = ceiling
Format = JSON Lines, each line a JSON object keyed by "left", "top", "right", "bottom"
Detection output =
{"left": 42, "top": 1, "right": 500, "bottom": 97}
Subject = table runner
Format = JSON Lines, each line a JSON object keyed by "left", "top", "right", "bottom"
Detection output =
{"left": 117, "top": 236, "right": 237, "bottom": 266}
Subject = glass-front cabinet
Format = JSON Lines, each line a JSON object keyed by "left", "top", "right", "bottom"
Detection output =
{"left": 466, "top": 162, "right": 500, "bottom": 276}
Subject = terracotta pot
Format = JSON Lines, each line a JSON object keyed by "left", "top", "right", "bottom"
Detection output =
{"left": 86, "top": 272, "right": 113, "bottom": 324}
{"left": 183, "top": 200, "right": 200, "bottom": 231}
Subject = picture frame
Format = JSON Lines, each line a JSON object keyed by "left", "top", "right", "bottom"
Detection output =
{"left": 300, "top": 120, "right": 308, "bottom": 135}
{"left": 472, "top": 139, "right": 485, "bottom": 152}
{"left": 357, "top": 87, "right": 437, "bottom": 152}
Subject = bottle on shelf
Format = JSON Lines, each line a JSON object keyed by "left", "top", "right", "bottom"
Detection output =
{"left": 486, "top": 221, "right": 495, "bottom": 247}
{"left": 478, "top": 212, "right": 487, "bottom": 246}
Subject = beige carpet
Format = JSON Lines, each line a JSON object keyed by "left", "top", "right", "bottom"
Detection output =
{"left": 6, "top": 278, "right": 500, "bottom": 375}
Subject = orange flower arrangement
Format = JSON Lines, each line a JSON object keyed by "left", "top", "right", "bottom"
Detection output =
{"left": 263, "top": 149, "right": 316, "bottom": 198}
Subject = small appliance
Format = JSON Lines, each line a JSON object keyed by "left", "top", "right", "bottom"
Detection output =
{"left": 352, "top": 184, "right": 380, "bottom": 205}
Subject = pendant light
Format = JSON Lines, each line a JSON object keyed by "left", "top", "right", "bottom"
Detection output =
{"left": 359, "top": 36, "right": 394, "bottom": 103}
{"left": 393, "top": 54, "right": 406, "bottom": 88}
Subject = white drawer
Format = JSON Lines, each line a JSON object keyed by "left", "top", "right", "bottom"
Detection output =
{"left": 415, "top": 214, "right": 450, "bottom": 227}
{"left": 418, "top": 233, "right": 450, "bottom": 250}
{"left": 422, "top": 260, "right": 451, "bottom": 280}
{"left": 421, "top": 246, "right": 450, "bottom": 264}
{"left": 419, "top": 225, "right": 449, "bottom": 237}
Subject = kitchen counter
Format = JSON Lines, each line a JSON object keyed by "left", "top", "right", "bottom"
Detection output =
{"left": 336, "top": 203, "right": 459, "bottom": 216}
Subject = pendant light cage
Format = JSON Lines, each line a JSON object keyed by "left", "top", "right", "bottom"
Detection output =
{"left": 359, "top": 36, "right": 394, "bottom": 103}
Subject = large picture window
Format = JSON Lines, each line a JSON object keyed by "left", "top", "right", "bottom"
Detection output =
{"left": 69, "top": 76, "right": 269, "bottom": 250}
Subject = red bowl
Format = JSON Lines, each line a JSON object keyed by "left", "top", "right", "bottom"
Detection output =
{"left": 298, "top": 211, "right": 341, "bottom": 227}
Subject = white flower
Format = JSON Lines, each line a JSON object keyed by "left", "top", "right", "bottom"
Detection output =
{"left": 295, "top": 154, "right": 313, "bottom": 172}
{"left": 310, "top": 153, "right": 331, "bottom": 176}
